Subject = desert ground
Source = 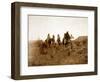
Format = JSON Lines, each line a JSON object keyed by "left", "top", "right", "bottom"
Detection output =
{"left": 28, "top": 36, "right": 88, "bottom": 66}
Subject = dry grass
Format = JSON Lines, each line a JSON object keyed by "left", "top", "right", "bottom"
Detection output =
{"left": 28, "top": 36, "right": 88, "bottom": 66}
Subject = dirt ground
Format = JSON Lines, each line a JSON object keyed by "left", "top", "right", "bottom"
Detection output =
{"left": 28, "top": 36, "right": 88, "bottom": 66}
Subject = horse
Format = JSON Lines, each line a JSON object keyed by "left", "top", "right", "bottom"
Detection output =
{"left": 45, "top": 34, "right": 52, "bottom": 47}
{"left": 57, "top": 34, "right": 61, "bottom": 45}
{"left": 51, "top": 35, "right": 55, "bottom": 45}
{"left": 62, "top": 32, "right": 74, "bottom": 49}
{"left": 62, "top": 38, "right": 70, "bottom": 46}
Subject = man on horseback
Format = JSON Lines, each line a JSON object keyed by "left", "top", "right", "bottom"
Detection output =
{"left": 51, "top": 35, "right": 55, "bottom": 45}
{"left": 63, "top": 31, "right": 71, "bottom": 46}
{"left": 57, "top": 34, "right": 61, "bottom": 45}
{"left": 45, "top": 34, "right": 51, "bottom": 47}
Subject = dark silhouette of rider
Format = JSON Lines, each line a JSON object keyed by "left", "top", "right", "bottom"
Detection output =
{"left": 51, "top": 35, "right": 55, "bottom": 45}
{"left": 62, "top": 31, "right": 71, "bottom": 46}
{"left": 57, "top": 34, "right": 61, "bottom": 45}
{"left": 66, "top": 31, "right": 70, "bottom": 40}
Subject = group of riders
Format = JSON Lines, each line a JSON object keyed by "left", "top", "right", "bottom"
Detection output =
{"left": 45, "top": 31, "right": 73, "bottom": 47}
{"left": 40, "top": 31, "right": 73, "bottom": 54}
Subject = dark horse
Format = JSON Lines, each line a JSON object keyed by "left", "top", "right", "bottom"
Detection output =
{"left": 62, "top": 32, "right": 73, "bottom": 49}
{"left": 45, "top": 34, "right": 55, "bottom": 47}
{"left": 40, "top": 34, "right": 55, "bottom": 54}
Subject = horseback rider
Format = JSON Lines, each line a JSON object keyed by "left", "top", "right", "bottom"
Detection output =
{"left": 51, "top": 35, "right": 55, "bottom": 45}
{"left": 45, "top": 34, "right": 51, "bottom": 47}
{"left": 65, "top": 31, "right": 71, "bottom": 41}
{"left": 63, "top": 31, "right": 71, "bottom": 46}
{"left": 57, "top": 34, "right": 61, "bottom": 45}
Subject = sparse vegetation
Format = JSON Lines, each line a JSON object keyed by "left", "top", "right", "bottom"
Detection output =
{"left": 28, "top": 36, "right": 88, "bottom": 66}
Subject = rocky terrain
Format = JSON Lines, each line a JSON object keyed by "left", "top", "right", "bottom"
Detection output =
{"left": 28, "top": 36, "right": 88, "bottom": 66}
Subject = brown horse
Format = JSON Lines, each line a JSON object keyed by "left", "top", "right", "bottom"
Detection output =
{"left": 62, "top": 32, "right": 73, "bottom": 49}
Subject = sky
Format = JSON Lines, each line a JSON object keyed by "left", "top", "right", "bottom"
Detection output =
{"left": 28, "top": 15, "right": 88, "bottom": 41}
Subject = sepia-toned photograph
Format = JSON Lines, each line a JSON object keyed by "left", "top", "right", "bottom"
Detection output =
{"left": 28, "top": 15, "right": 88, "bottom": 66}
{"left": 11, "top": 2, "right": 97, "bottom": 79}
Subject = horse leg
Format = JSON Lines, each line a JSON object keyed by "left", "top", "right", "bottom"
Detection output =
{"left": 71, "top": 42, "right": 72, "bottom": 49}
{"left": 70, "top": 40, "right": 73, "bottom": 49}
